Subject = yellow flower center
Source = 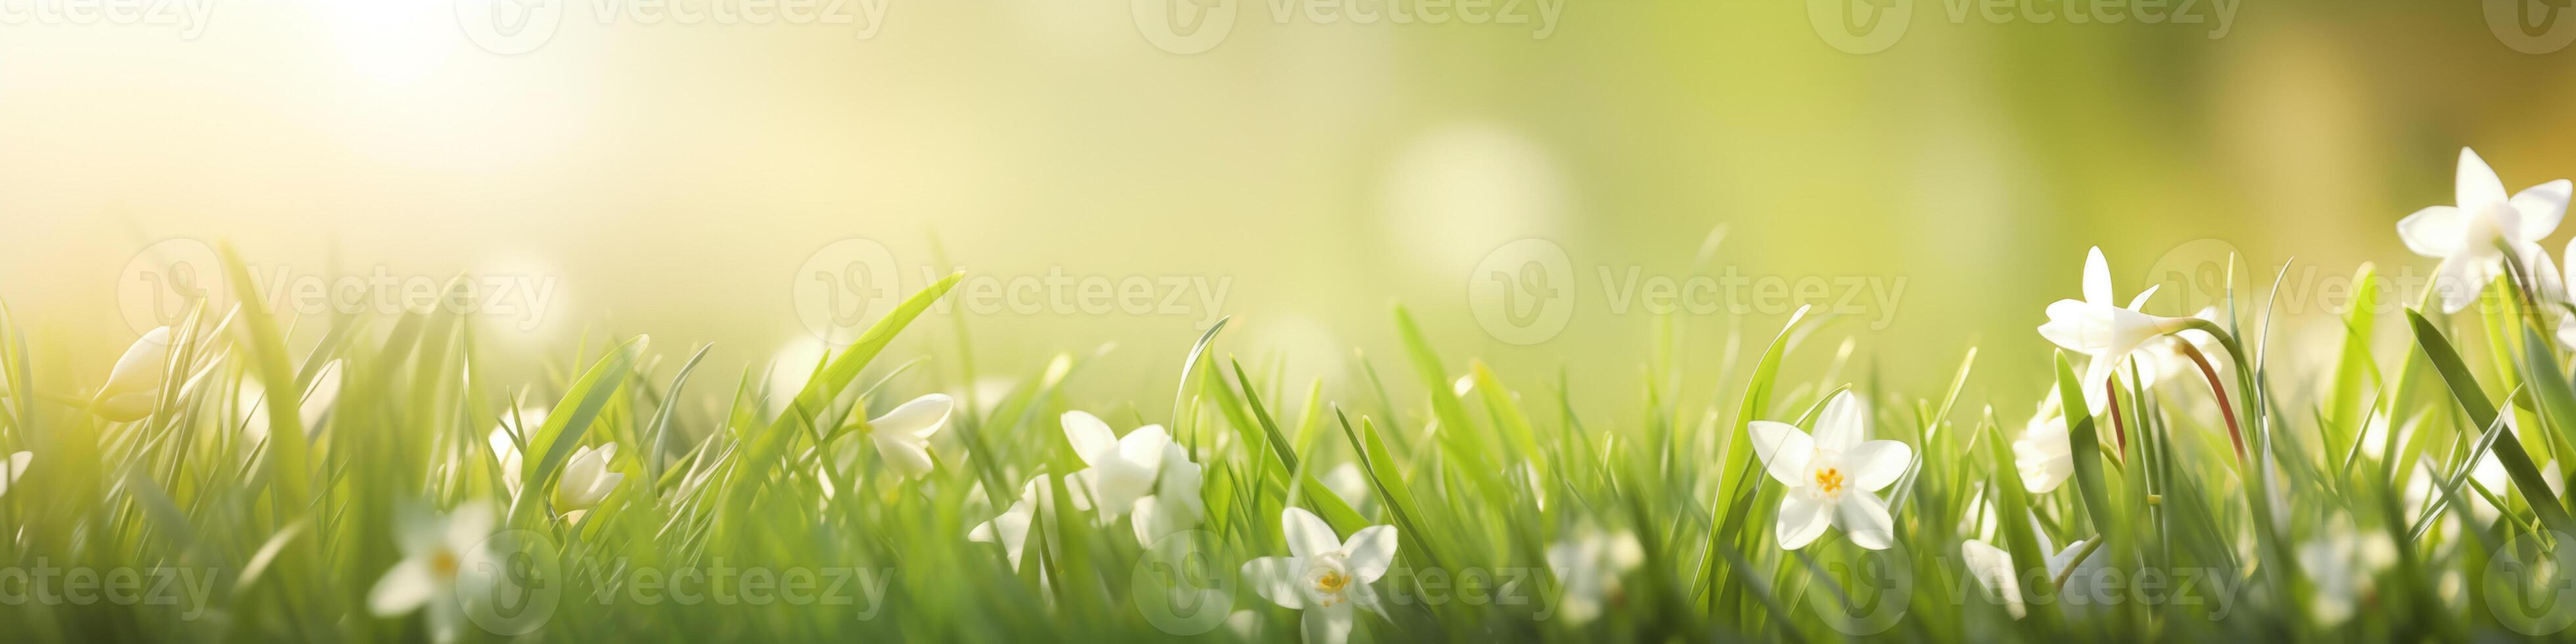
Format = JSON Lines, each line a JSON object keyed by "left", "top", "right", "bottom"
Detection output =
{"left": 1814, "top": 467, "right": 1846, "bottom": 494}
{"left": 1314, "top": 569, "right": 1350, "bottom": 595}
{"left": 430, "top": 549, "right": 460, "bottom": 578}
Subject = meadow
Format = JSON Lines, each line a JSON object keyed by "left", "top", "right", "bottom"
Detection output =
{"left": 7, "top": 149, "right": 2576, "bottom": 643}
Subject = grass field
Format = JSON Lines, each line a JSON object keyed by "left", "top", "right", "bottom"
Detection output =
{"left": 10, "top": 151, "right": 2576, "bottom": 643}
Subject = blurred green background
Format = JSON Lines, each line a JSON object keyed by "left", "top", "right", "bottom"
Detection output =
{"left": 5, "top": 0, "right": 2572, "bottom": 413}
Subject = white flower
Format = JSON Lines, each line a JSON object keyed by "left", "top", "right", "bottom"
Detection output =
{"left": 552, "top": 443, "right": 626, "bottom": 513}
{"left": 368, "top": 502, "right": 497, "bottom": 644}
{"left": 242, "top": 359, "right": 346, "bottom": 443}
{"left": 486, "top": 407, "right": 549, "bottom": 497}
{"left": 2012, "top": 396, "right": 2073, "bottom": 494}
{"left": 92, "top": 327, "right": 173, "bottom": 422}
{"left": 1241, "top": 507, "right": 1398, "bottom": 644}
{"left": 1544, "top": 528, "right": 1644, "bottom": 624}
{"left": 867, "top": 393, "right": 954, "bottom": 479}
{"left": 1128, "top": 440, "right": 1205, "bottom": 545}
{"left": 1961, "top": 528, "right": 2107, "bottom": 620}
{"left": 1748, "top": 390, "right": 1911, "bottom": 550}
{"left": 0, "top": 451, "right": 30, "bottom": 499}
{"left": 2398, "top": 147, "right": 2571, "bottom": 313}
{"left": 2037, "top": 248, "right": 2190, "bottom": 408}
{"left": 1061, "top": 410, "right": 1171, "bottom": 520}
{"left": 969, "top": 475, "right": 1047, "bottom": 568}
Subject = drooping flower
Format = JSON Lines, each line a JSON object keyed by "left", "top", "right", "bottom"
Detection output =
{"left": 92, "top": 327, "right": 173, "bottom": 422}
{"left": 1128, "top": 440, "right": 1205, "bottom": 545}
{"left": 867, "top": 393, "right": 955, "bottom": 480}
{"left": 1241, "top": 507, "right": 1398, "bottom": 644}
{"left": 486, "top": 407, "right": 549, "bottom": 497}
{"left": 1061, "top": 411, "right": 1171, "bottom": 520}
{"left": 2397, "top": 147, "right": 2571, "bottom": 313}
{"left": 969, "top": 475, "right": 1047, "bottom": 568}
{"left": 368, "top": 502, "right": 498, "bottom": 644}
{"left": 1960, "top": 527, "right": 2107, "bottom": 620}
{"left": 1748, "top": 390, "right": 1912, "bottom": 550}
{"left": 2037, "top": 248, "right": 2193, "bottom": 408}
{"left": 552, "top": 443, "right": 626, "bottom": 514}
{"left": 2012, "top": 396, "right": 2073, "bottom": 494}
{"left": 1544, "top": 527, "right": 1644, "bottom": 624}
{"left": 0, "top": 451, "right": 30, "bottom": 499}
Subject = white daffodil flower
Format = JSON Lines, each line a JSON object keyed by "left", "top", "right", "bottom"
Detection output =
{"left": 0, "top": 451, "right": 30, "bottom": 499}
{"left": 969, "top": 476, "right": 1045, "bottom": 568}
{"left": 2037, "top": 248, "right": 2193, "bottom": 409}
{"left": 867, "top": 393, "right": 954, "bottom": 480}
{"left": 1128, "top": 440, "right": 1205, "bottom": 545}
{"left": 2013, "top": 396, "right": 2073, "bottom": 494}
{"left": 92, "top": 327, "right": 173, "bottom": 422}
{"left": 1544, "top": 527, "right": 1644, "bottom": 624}
{"left": 1241, "top": 507, "right": 1398, "bottom": 644}
{"left": 1748, "top": 390, "right": 1912, "bottom": 550}
{"left": 1061, "top": 410, "right": 1171, "bottom": 520}
{"left": 553, "top": 443, "right": 625, "bottom": 513}
{"left": 369, "top": 502, "right": 497, "bottom": 644}
{"left": 2397, "top": 147, "right": 2570, "bottom": 312}
{"left": 242, "top": 359, "right": 346, "bottom": 443}
{"left": 1961, "top": 528, "right": 2107, "bottom": 620}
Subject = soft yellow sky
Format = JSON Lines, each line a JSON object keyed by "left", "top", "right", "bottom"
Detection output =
{"left": 7, "top": 0, "right": 2576, "bottom": 411}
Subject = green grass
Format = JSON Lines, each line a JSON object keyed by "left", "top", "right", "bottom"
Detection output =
{"left": 1, "top": 246, "right": 2571, "bottom": 644}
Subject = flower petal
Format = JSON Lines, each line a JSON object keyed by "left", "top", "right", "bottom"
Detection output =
{"left": 1283, "top": 507, "right": 1340, "bottom": 560}
{"left": 874, "top": 430, "right": 936, "bottom": 479}
{"left": 871, "top": 393, "right": 955, "bottom": 438}
{"left": 1341, "top": 525, "right": 1399, "bottom": 583}
{"left": 1241, "top": 556, "right": 1306, "bottom": 610}
{"left": 2460, "top": 147, "right": 2508, "bottom": 210}
{"left": 1843, "top": 440, "right": 1913, "bottom": 491}
{"left": 2398, "top": 205, "right": 2465, "bottom": 258}
{"left": 1117, "top": 425, "right": 1174, "bottom": 472}
{"left": 1775, "top": 494, "right": 1831, "bottom": 550}
{"left": 2516, "top": 179, "right": 2572, "bottom": 241}
{"left": 0, "top": 451, "right": 29, "bottom": 499}
{"left": 1301, "top": 603, "right": 1354, "bottom": 644}
{"left": 2437, "top": 258, "right": 2502, "bottom": 314}
{"left": 1747, "top": 421, "right": 1814, "bottom": 486}
{"left": 368, "top": 557, "right": 436, "bottom": 616}
{"left": 2125, "top": 284, "right": 2160, "bottom": 312}
{"left": 445, "top": 502, "right": 495, "bottom": 553}
{"left": 2081, "top": 247, "right": 2111, "bottom": 306}
{"left": 1835, "top": 492, "right": 1897, "bottom": 551}
{"left": 1960, "top": 540, "right": 2026, "bottom": 618}
{"left": 1061, "top": 411, "right": 1117, "bottom": 465}
{"left": 1812, "top": 391, "right": 1866, "bottom": 451}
